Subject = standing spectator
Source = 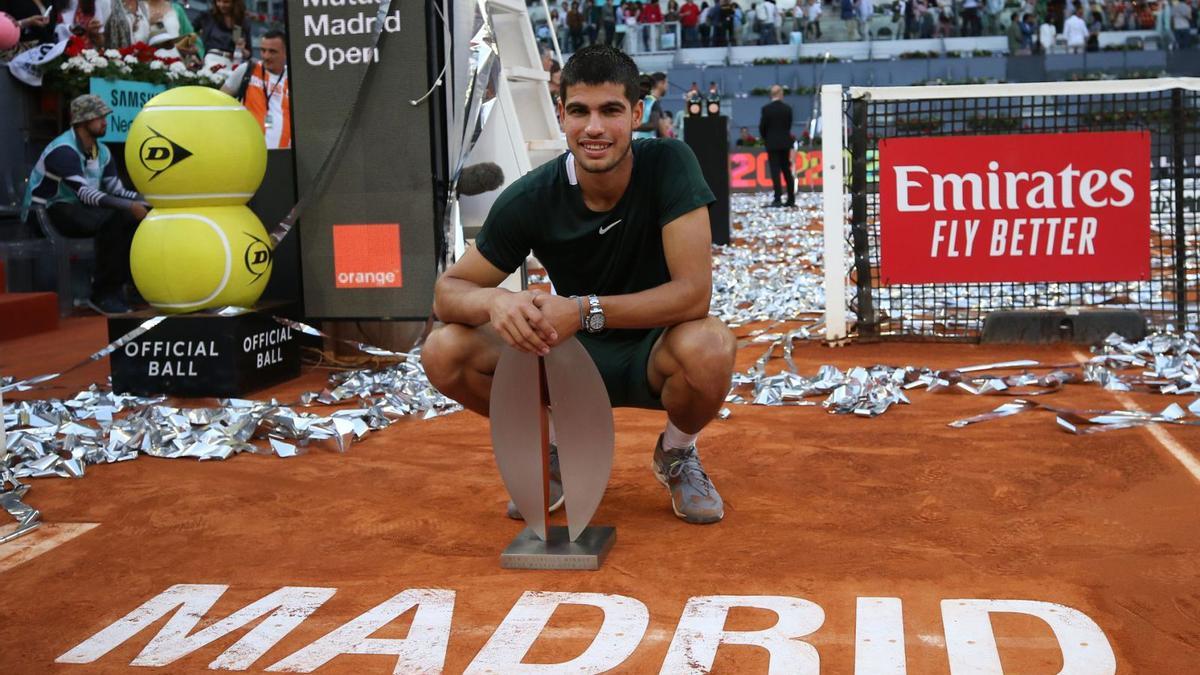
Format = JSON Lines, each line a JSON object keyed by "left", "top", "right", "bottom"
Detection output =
{"left": 756, "top": 0, "right": 779, "bottom": 43}
{"left": 1038, "top": 13, "right": 1057, "bottom": 52}
{"left": 567, "top": 1, "right": 585, "bottom": 50}
{"left": 1007, "top": 10, "right": 1027, "bottom": 51}
{"left": 110, "top": 0, "right": 151, "bottom": 47}
{"left": 222, "top": 29, "right": 291, "bottom": 149}
{"left": 593, "top": 0, "right": 616, "bottom": 46}
{"left": 961, "top": 0, "right": 982, "bottom": 35}
{"left": 1086, "top": 8, "right": 1102, "bottom": 49}
{"left": 634, "top": 72, "right": 669, "bottom": 138}
{"left": 1063, "top": 6, "right": 1087, "bottom": 51}
{"left": 1154, "top": 0, "right": 1174, "bottom": 46}
{"left": 680, "top": 0, "right": 701, "bottom": 45}
{"left": 841, "top": 0, "right": 860, "bottom": 40}
{"left": 729, "top": 0, "right": 744, "bottom": 44}
{"left": 22, "top": 94, "right": 148, "bottom": 314}
{"left": 665, "top": 1, "right": 681, "bottom": 23}
{"left": 858, "top": 0, "right": 874, "bottom": 38}
{"left": 194, "top": 0, "right": 250, "bottom": 69}
{"left": 619, "top": 1, "right": 637, "bottom": 53}
{"left": 710, "top": 0, "right": 728, "bottom": 45}
{"left": 639, "top": 0, "right": 662, "bottom": 51}
{"left": 1173, "top": 0, "right": 1193, "bottom": 48}
{"left": 1021, "top": 12, "right": 1036, "bottom": 49}
{"left": 807, "top": 0, "right": 824, "bottom": 38}
{"left": 984, "top": 0, "right": 1005, "bottom": 32}
{"left": 758, "top": 85, "right": 795, "bottom": 208}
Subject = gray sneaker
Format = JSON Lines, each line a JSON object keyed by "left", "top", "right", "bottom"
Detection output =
{"left": 506, "top": 444, "right": 565, "bottom": 520}
{"left": 652, "top": 434, "right": 724, "bottom": 524}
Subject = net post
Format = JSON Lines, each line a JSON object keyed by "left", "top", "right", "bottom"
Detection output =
{"left": 821, "top": 84, "right": 848, "bottom": 343}
{"left": 1171, "top": 87, "right": 1188, "bottom": 332}
{"left": 849, "top": 94, "right": 876, "bottom": 339}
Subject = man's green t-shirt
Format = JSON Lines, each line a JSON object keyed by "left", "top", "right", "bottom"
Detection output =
{"left": 475, "top": 138, "right": 715, "bottom": 340}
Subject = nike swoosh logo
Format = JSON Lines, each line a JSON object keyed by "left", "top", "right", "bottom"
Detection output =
{"left": 599, "top": 219, "right": 622, "bottom": 235}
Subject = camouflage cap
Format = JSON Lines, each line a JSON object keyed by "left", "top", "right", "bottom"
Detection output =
{"left": 70, "top": 94, "right": 112, "bottom": 126}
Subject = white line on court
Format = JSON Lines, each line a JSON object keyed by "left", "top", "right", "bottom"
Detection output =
{"left": 1072, "top": 350, "right": 1200, "bottom": 484}
{"left": 0, "top": 523, "right": 100, "bottom": 573}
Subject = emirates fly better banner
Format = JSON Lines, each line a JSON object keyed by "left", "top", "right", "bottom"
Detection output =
{"left": 878, "top": 131, "right": 1150, "bottom": 285}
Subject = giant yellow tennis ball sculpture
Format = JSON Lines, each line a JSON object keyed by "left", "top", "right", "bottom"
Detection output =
{"left": 125, "top": 86, "right": 266, "bottom": 208}
{"left": 130, "top": 206, "right": 273, "bottom": 313}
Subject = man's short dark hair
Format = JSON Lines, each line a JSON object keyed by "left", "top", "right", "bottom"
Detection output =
{"left": 549, "top": 59, "right": 561, "bottom": 75}
{"left": 650, "top": 72, "right": 667, "bottom": 86}
{"left": 560, "top": 44, "right": 641, "bottom": 104}
{"left": 262, "top": 29, "right": 287, "bottom": 47}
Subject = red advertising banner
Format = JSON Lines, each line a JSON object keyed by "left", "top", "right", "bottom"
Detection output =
{"left": 878, "top": 131, "right": 1150, "bottom": 285}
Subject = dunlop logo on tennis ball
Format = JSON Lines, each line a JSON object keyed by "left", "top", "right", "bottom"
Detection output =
{"left": 243, "top": 232, "right": 272, "bottom": 284}
{"left": 139, "top": 127, "right": 194, "bottom": 180}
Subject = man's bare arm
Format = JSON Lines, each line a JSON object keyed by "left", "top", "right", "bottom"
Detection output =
{"left": 434, "top": 247, "right": 558, "bottom": 354}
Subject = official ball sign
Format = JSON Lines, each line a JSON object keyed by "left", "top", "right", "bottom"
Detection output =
{"left": 108, "top": 306, "right": 300, "bottom": 397}
{"left": 878, "top": 131, "right": 1150, "bottom": 285}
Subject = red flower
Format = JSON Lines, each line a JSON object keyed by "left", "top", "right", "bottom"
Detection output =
{"left": 64, "top": 35, "right": 87, "bottom": 57}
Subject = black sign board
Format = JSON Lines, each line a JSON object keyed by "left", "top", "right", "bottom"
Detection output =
{"left": 108, "top": 305, "right": 301, "bottom": 398}
{"left": 286, "top": 1, "right": 447, "bottom": 319}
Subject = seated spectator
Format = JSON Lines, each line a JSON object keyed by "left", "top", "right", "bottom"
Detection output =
{"left": 22, "top": 94, "right": 148, "bottom": 314}
{"left": 195, "top": 0, "right": 250, "bottom": 69}
{"left": 60, "top": 0, "right": 107, "bottom": 49}
{"left": 736, "top": 126, "right": 758, "bottom": 146}
{"left": 144, "top": 0, "right": 203, "bottom": 58}
{"left": 222, "top": 29, "right": 291, "bottom": 149}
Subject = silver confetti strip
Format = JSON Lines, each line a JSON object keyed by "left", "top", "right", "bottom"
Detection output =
{"left": 1, "top": 318, "right": 460, "bottom": 542}
{"left": 711, "top": 193, "right": 832, "bottom": 329}
{"left": 949, "top": 397, "right": 1200, "bottom": 435}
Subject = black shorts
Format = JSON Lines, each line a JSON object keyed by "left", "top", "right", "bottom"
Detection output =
{"left": 576, "top": 328, "right": 666, "bottom": 410}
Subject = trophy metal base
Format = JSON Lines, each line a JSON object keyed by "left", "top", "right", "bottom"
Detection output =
{"left": 500, "top": 525, "right": 616, "bottom": 570}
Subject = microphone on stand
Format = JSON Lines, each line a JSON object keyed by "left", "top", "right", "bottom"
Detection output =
{"left": 456, "top": 162, "right": 505, "bottom": 197}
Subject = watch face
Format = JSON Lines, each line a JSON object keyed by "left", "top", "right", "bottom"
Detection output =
{"left": 587, "top": 313, "right": 605, "bottom": 332}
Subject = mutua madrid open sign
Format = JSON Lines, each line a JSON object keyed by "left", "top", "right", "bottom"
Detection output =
{"left": 287, "top": 1, "right": 445, "bottom": 318}
{"left": 878, "top": 131, "right": 1150, "bottom": 286}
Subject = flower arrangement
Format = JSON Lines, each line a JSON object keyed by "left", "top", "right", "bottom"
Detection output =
{"left": 42, "top": 37, "right": 232, "bottom": 98}
{"left": 893, "top": 116, "right": 943, "bottom": 133}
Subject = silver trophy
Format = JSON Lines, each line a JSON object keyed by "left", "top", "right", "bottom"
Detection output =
{"left": 490, "top": 337, "right": 616, "bottom": 570}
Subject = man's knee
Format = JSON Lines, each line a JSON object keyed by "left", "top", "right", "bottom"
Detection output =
{"left": 421, "top": 323, "right": 474, "bottom": 387}
{"left": 670, "top": 317, "right": 737, "bottom": 376}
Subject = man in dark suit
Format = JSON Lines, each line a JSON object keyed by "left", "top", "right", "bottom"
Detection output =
{"left": 758, "top": 84, "right": 795, "bottom": 208}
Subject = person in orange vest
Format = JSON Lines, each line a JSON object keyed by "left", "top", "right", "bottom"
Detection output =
{"left": 221, "top": 29, "right": 290, "bottom": 149}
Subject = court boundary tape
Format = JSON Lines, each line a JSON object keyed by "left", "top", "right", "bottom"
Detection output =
{"left": 1072, "top": 349, "right": 1200, "bottom": 484}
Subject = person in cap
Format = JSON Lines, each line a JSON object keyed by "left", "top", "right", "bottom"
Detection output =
{"left": 23, "top": 94, "right": 149, "bottom": 314}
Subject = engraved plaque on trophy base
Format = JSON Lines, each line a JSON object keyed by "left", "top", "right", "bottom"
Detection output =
{"left": 500, "top": 525, "right": 616, "bottom": 570}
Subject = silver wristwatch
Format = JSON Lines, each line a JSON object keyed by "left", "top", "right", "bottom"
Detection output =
{"left": 584, "top": 295, "right": 605, "bottom": 333}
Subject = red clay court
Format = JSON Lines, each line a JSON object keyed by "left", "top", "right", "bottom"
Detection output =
{"left": 3, "top": 313, "right": 1199, "bottom": 674}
